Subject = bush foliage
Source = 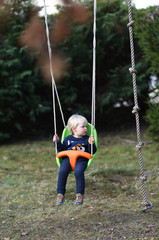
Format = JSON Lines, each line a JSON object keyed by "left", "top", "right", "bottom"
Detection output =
{"left": 134, "top": 5, "right": 159, "bottom": 140}
{"left": 0, "top": 0, "right": 51, "bottom": 141}
{"left": 1, "top": 0, "right": 158, "bottom": 142}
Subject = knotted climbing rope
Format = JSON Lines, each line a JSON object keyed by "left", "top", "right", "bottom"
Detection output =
{"left": 127, "top": 0, "right": 153, "bottom": 211}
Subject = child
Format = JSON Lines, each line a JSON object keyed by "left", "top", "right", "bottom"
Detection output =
{"left": 53, "top": 114, "right": 97, "bottom": 205}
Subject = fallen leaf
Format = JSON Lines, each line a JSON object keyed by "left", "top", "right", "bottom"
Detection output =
{"left": 21, "top": 231, "right": 28, "bottom": 236}
{"left": 2, "top": 218, "right": 11, "bottom": 224}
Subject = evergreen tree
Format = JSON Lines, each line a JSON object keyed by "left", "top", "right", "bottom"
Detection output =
{"left": 134, "top": 5, "right": 159, "bottom": 74}
{"left": 54, "top": 0, "right": 150, "bottom": 127}
{"left": 0, "top": 0, "right": 154, "bottom": 142}
{"left": 0, "top": 0, "right": 51, "bottom": 141}
{"left": 134, "top": 6, "right": 159, "bottom": 140}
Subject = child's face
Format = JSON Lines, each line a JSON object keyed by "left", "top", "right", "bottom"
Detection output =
{"left": 73, "top": 123, "right": 87, "bottom": 138}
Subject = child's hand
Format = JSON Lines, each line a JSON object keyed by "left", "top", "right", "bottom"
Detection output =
{"left": 53, "top": 134, "right": 60, "bottom": 142}
{"left": 88, "top": 135, "right": 95, "bottom": 144}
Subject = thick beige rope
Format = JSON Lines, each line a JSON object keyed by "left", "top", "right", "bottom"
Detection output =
{"left": 127, "top": 0, "right": 153, "bottom": 211}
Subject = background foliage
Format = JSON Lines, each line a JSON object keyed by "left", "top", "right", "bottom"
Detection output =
{"left": 134, "top": 6, "right": 159, "bottom": 74}
{"left": 56, "top": 0, "right": 150, "bottom": 127}
{"left": 0, "top": 0, "right": 51, "bottom": 141}
{"left": 134, "top": 6, "right": 159, "bottom": 140}
{"left": 0, "top": 0, "right": 158, "bottom": 142}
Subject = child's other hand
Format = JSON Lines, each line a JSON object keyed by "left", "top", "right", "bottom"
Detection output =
{"left": 88, "top": 135, "right": 95, "bottom": 144}
{"left": 53, "top": 134, "right": 59, "bottom": 142}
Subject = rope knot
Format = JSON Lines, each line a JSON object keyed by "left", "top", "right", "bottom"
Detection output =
{"left": 140, "top": 174, "right": 147, "bottom": 182}
{"left": 136, "top": 141, "right": 144, "bottom": 150}
{"left": 132, "top": 105, "right": 140, "bottom": 114}
{"left": 141, "top": 201, "right": 153, "bottom": 211}
{"left": 127, "top": 20, "right": 135, "bottom": 28}
{"left": 129, "top": 67, "right": 137, "bottom": 74}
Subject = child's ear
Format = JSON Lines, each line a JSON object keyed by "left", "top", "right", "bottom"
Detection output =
{"left": 72, "top": 127, "right": 76, "bottom": 132}
{"left": 72, "top": 127, "right": 77, "bottom": 134}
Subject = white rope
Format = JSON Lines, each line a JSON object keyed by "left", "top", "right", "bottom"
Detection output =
{"left": 44, "top": 0, "right": 97, "bottom": 160}
{"left": 43, "top": 0, "right": 66, "bottom": 154}
{"left": 91, "top": 0, "right": 97, "bottom": 157}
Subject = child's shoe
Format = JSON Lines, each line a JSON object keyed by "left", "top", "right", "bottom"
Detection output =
{"left": 75, "top": 193, "right": 83, "bottom": 205}
{"left": 56, "top": 194, "right": 65, "bottom": 205}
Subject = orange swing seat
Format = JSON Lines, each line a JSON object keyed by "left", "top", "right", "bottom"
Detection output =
{"left": 56, "top": 123, "right": 97, "bottom": 173}
{"left": 56, "top": 150, "right": 92, "bottom": 171}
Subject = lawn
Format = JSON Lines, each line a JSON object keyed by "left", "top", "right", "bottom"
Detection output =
{"left": 0, "top": 129, "right": 159, "bottom": 239}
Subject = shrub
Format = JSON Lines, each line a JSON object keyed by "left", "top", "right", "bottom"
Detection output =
{"left": 145, "top": 90, "right": 159, "bottom": 141}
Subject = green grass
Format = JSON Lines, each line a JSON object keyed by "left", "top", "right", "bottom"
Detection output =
{"left": 0, "top": 130, "right": 159, "bottom": 239}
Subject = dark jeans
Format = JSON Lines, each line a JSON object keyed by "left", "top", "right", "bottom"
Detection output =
{"left": 57, "top": 157, "right": 88, "bottom": 195}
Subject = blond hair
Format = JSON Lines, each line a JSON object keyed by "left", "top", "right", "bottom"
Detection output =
{"left": 67, "top": 114, "right": 88, "bottom": 135}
